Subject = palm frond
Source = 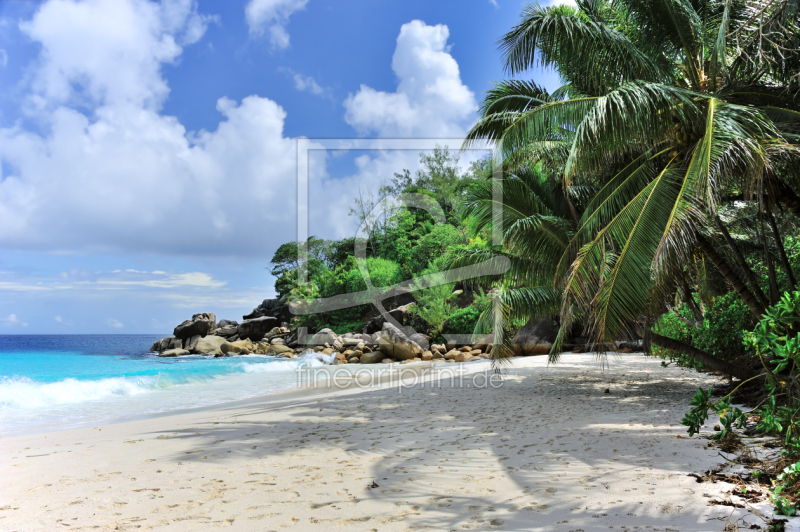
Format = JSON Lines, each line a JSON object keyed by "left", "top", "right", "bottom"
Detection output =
{"left": 556, "top": 149, "right": 666, "bottom": 284}
{"left": 500, "top": 3, "right": 667, "bottom": 92}
{"left": 481, "top": 79, "right": 554, "bottom": 115}
{"left": 560, "top": 165, "right": 679, "bottom": 345}
{"left": 563, "top": 82, "right": 701, "bottom": 181}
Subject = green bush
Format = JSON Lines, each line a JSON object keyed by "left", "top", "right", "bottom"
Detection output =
{"left": 318, "top": 256, "right": 404, "bottom": 297}
{"left": 744, "top": 290, "right": 800, "bottom": 374}
{"left": 443, "top": 305, "right": 483, "bottom": 336}
{"left": 681, "top": 291, "right": 800, "bottom": 516}
{"left": 409, "top": 282, "right": 456, "bottom": 337}
{"left": 654, "top": 291, "right": 755, "bottom": 369}
{"left": 695, "top": 292, "right": 756, "bottom": 358}
{"left": 298, "top": 257, "right": 405, "bottom": 333}
{"left": 408, "top": 224, "right": 466, "bottom": 274}
{"left": 344, "top": 257, "right": 405, "bottom": 291}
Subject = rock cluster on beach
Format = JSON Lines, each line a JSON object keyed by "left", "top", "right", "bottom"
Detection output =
{"left": 308, "top": 322, "right": 495, "bottom": 366}
{"left": 149, "top": 299, "right": 500, "bottom": 364}
{"left": 151, "top": 298, "right": 640, "bottom": 362}
{"left": 151, "top": 311, "right": 294, "bottom": 358}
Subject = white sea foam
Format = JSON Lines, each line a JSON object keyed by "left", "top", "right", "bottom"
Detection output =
{"left": 239, "top": 350, "right": 334, "bottom": 373}
{"left": 0, "top": 351, "right": 338, "bottom": 434}
{"left": 0, "top": 371, "right": 229, "bottom": 409}
{"left": 0, "top": 375, "right": 156, "bottom": 409}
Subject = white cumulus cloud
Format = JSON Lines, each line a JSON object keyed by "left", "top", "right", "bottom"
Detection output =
{"left": 20, "top": 0, "right": 210, "bottom": 111}
{"left": 344, "top": 20, "right": 477, "bottom": 138}
{"left": 0, "top": 7, "right": 481, "bottom": 267}
{"left": 107, "top": 318, "right": 124, "bottom": 328}
{"left": 245, "top": 0, "right": 307, "bottom": 49}
{"left": 0, "top": 0, "right": 304, "bottom": 258}
{"left": 322, "top": 21, "right": 483, "bottom": 240}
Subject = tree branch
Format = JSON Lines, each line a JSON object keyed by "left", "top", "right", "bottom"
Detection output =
{"left": 715, "top": 215, "right": 769, "bottom": 309}
{"left": 767, "top": 208, "right": 796, "bottom": 290}
{"left": 696, "top": 236, "right": 765, "bottom": 320}
{"left": 651, "top": 333, "right": 757, "bottom": 380}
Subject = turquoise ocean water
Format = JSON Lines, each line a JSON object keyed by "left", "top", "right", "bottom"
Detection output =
{"left": 0, "top": 335, "right": 333, "bottom": 435}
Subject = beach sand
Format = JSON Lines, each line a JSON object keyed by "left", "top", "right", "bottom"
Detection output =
{"left": 0, "top": 354, "right": 783, "bottom": 531}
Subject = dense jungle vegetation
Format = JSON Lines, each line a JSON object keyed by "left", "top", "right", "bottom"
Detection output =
{"left": 269, "top": 148, "right": 498, "bottom": 341}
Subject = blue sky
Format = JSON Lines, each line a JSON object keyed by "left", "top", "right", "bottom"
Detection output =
{"left": 0, "top": 0, "right": 564, "bottom": 334}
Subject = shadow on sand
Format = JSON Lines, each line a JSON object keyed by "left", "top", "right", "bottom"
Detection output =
{"left": 146, "top": 355, "right": 747, "bottom": 530}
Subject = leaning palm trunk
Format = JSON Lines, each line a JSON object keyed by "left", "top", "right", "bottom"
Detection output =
{"left": 772, "top": 179, "right": 800, "bottom": 221}
{"left": 696, "top": 237, "right": 765, "bottom": 319}
{"left": 651, "top": 333, "right": 756, "bottom": 381}
{"left": 715, "top": 215, "right": 769, "bottom": 309}
{"left": 767, "top": 209, "right": 797, "bottom": 290}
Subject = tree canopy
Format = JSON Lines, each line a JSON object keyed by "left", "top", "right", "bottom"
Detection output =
{"left": 465, "top": 0, "right": 800, "bottom": 376}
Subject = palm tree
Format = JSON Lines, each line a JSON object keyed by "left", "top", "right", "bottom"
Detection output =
{"left": 466, "top": 0, "right": 800, "bottom": 379}
{"left": 454, "top": 164, "right": 572, "bottom": 357}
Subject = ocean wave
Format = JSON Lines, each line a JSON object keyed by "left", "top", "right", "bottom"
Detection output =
{"left": 0, "top": 351, "right": 336, "bottom": 410}
{"left": 0, "top": 375, "right": 160, "bottom": 409}
{"left": 0, "top": 368, "right": 241, "bottom": 409}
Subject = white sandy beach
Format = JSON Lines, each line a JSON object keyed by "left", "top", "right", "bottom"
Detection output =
{"left": 0, "top": 354, "right": 784, "bottom": 531}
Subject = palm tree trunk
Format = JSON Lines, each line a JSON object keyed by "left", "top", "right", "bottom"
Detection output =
{"left": 760, "top": 213, "right": 780, "bottom": 305}
{"left": 651, "top": 333, "right": 756, "bottom": 380}
{"left": 696, "top": 236, "right": 765, "bottom": 319}
{"left": 771, "top": 178, "right": 800, "bottom": 220}
{"left": 680, "top": 278, "right": 705, "bottom": 324}
{"left": 565, "top": 193, "right": 580, "bottom": 224}
{"left": 767, "top": 209, "right": 796, "bottom": 290}
{"left": 766, "top": 250, "right": 780, "bottom": 305}
{"left": 642, "top": 314, "right": 652, "bottom": 354}
{"left": 714, "top": 215, "right": 769, "bottom": 309}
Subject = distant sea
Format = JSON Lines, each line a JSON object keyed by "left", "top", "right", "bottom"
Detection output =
{"left": 0, "top": 335, "right": 332, "bottom": 436}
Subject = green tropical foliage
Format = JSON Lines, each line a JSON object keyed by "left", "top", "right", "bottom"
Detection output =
{"left": 408, "top": 275, "right": 459, "bottom": 339}
{"left": 270, "top": 147, "right": 492, "bottom": 334}
{"left": 654, "top": 291, "right": 756, "bottom": 365}
{"left": 465, "top": 0, "right": 800, "bottom": 376}
{"left": 678, "top": 293, "right": 800, "bottom": 513}
{"left": 452, "top": 164, "right": 569, "bottom": 357}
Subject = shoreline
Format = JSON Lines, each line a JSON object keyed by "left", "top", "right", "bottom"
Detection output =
{"left": 0, "top": 357, "right": 491, "bottom": 439}
{"left": 1, "top": 354, "right": 790, "bottom": 530}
